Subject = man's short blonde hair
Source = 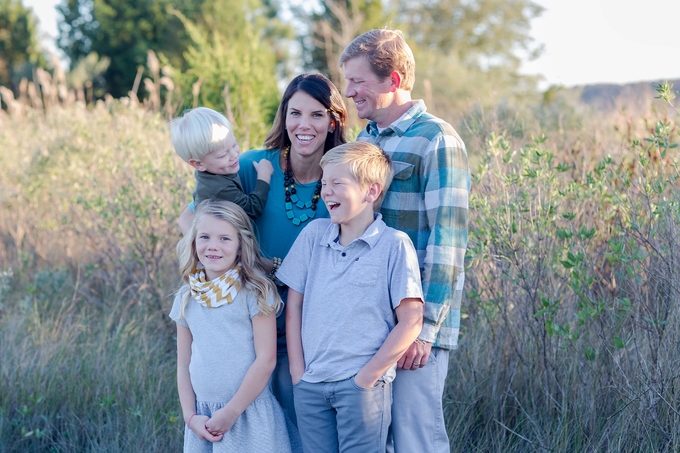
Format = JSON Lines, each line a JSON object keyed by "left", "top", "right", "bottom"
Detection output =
{"left": 340, "top": 29, "right": 416, "bottom": 91}
{"left": 168, "top": 107, "right": 234, "bottom": 163}
{"left": 320, "top": 142, "right": 394, "bottom": 209}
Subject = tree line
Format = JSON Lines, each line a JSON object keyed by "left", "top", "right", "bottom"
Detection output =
{"left": 1, "top": 0, "right": 543, "bottom": 126}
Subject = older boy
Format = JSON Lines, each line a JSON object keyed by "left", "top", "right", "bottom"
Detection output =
{"left": 341, "top": 29, "right": 471, "bottom": 453}
{"left": 277, "top": 142, "right": 424, "bottom": 453}
{"left": 169, "top": 107, "right": 273, "bottom": 233}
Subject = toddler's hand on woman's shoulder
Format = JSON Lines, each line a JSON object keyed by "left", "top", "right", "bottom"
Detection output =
{"left": 253, "top": 159, "right": 274, "bottom": 183}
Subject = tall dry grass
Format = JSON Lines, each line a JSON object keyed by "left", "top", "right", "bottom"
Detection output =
{"left": 446, "top": 85, "right": 680, "bottom": 452}
{"left": 0, "top": 93, "right": 191, "bottom": 451}
{"left": 1, "top": 72, "right": 679, "bottom": 452}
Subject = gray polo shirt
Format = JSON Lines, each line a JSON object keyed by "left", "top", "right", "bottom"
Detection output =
{"left": 277, "top": 215, "right": 423, "bottom": 383}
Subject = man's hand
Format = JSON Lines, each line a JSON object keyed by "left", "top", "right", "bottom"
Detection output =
{"left": 397, "top": 341, "right": 432, "bottom": 370}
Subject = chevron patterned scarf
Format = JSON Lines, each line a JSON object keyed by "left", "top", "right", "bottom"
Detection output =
{"left": 189, "top": 263, "right": 242, "bottom": 308}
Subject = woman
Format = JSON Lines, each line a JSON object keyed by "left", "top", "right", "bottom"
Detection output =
{"left": 238, "top": 73, "right": 348, "bottom": 424}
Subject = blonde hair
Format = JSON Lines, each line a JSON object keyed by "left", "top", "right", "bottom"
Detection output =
{"left": 320, "top": 142, "right": 394, "bottom": 209}
{"left": 168, "top": 107, "right": 235, "bottom": 163}
{"left": 340, "top": 29, "right": 416, "bottom": 91}
{"left": 176, "top": 200, "right": 281, "bottom": 317}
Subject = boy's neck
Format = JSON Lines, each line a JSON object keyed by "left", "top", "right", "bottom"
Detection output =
{"left": 337, "top": 209, "right": 376, "bottom": 246}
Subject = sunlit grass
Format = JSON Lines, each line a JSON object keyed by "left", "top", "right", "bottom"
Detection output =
{"left": 1, "top": 86, "right": 679, "bottom": 451}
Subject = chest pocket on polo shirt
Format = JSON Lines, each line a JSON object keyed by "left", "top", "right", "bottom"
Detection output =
{"left": 348, "top": 258, "right": 379, "bottom": 287}
{"left": 392, "top": 161, "right": 414, "bottom": 181}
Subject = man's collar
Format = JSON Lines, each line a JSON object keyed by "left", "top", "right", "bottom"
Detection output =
{"left": 365, "top": 100, "right": 427, "bottom": 137}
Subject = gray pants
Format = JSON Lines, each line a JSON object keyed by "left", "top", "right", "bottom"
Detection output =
{"left": 293, "top": 376, "right": 391, "bottom": 453}
{"left": 388, "top": 348, "right": 451, "bottom": 453}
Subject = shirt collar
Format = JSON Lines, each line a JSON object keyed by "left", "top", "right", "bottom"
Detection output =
{"left": 320, "top": 213, "right": 387, "bottom": 249}
{"left": 364, "top": 100, "right": 427, "bottom": 137}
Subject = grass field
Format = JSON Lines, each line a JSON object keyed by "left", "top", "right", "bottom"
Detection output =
{"left": 1, "top": 84, "right": 679, "bottom": 452}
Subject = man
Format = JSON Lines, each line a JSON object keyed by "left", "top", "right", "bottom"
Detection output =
{"left": 340, "top": 29, "right": 470, "bottom": 453}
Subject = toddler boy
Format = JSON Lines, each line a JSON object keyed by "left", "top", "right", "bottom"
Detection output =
{"left": 276, "top": 141, "right": 424, "bottom": 453}
{"left": 169, "top": 107, "right": 273, "bottom": 224}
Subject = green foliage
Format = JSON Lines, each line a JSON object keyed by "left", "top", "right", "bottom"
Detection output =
{"left": 301, "top": 0, "right": 389, "bottom": 74}
{"left": 0, "top": 0, "right": 47, "bottom": 89}
{"left": 460, "top": 82, "right": 680, "bottom": 451}
{"left": 57, "top": 0, "right": 196, "bottom": 97}
{"left": 0, "top": 100, "right": 188, "bottom": 451}
{"left": 3, "top": 77, "right": 680, "bottom": 450}
{"left": 395, "top": 0, "right": 543, "bottom": 70}
{"left": 166, "top": 8, "right": 280, "bottom": 150}
{"left": 394, "top": 0, "right": 544, "bottom": 114}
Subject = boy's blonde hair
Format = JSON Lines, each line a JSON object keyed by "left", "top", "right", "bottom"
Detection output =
{"left": 176, "top": 200, "right": 281, "bottom": 317}
{"left": 320, "top": 142, "right": 394, "bottom": 209}
{"left": 168, "top": 107, "right": 234, "bottom": 163}
{"left": 340, "top": 29, "right": 416, "bottom": 92}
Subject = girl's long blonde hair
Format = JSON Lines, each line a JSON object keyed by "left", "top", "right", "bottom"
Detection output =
{"left": 176, "top": 200, "right": 281, "bottom": 317}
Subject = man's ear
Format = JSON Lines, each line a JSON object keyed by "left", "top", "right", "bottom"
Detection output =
{"left": 389, "top": 71, "right": 402, "bottom": 92}
{"left": 188, "top": 159, "right": 205, "bottom": 171}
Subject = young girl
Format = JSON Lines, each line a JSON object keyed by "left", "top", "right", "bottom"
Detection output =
{"left": 171, "top": 200, "right": 301, "bottom": 452}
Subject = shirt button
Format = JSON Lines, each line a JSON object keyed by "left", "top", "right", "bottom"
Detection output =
{"left": 341, "top": 252, "right": 346, "bottom": 257}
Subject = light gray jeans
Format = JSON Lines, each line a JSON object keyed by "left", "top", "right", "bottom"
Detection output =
{"left": 388, "top": 347, "right": 451, "bottom": 453}
{"left": 293, "top": 376, "right": 391, "bottom": 453}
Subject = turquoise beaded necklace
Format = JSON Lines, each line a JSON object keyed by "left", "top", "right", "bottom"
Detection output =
{"left": 283, "top": 147, "right": 323, "bottom": 226}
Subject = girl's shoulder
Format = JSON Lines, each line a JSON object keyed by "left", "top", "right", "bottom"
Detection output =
{"left": 238, "top": 283, "right": 279, "bottom": 318}
{"left": 169, "top": 285, "right": 190, "bottom": 325}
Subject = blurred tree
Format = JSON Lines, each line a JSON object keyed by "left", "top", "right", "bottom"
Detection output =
{"left": 296, "top": 0, "right": 389, "bottom": 129}
{"left": 166, "top": 5, "right": 281, "bottom": 150}
{"left": 298, "top": 0, "right": 544, "bottom": 120}
{"left": 395, "top": 0, "right": 543, "bottom": 72}
{"left": 301, "top": 0, "right": 388, "bottom": 87}
{"left": 57, "top": 0, "right": 198, "bottom": 97}
{"left": 394, "top": 0, "right": 544, "bottom": 116}
{"left": 0, "top": 0, "right": 46, "bottom": 90}
{"left": 56, "top": 0, "right": 292, "bottom": 102}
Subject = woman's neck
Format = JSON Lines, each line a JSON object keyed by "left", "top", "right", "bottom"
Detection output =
{"left": 284, "top": 149, "right": 322, "bottom": 184}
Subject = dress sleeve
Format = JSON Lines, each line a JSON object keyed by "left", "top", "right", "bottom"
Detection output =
{"left": 169, "top": 286, "right": 190, "bottom": 328}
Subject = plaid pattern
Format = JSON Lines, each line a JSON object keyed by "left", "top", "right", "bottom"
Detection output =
{"left": 357, "top": 100, "right": 470, "bottom": 349}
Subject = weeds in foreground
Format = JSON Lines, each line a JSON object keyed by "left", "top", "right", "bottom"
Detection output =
{"left": 0, "top": 84, "right": 678, "bottom": 452}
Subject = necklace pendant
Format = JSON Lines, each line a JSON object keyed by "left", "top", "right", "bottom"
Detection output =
{"left": 283, "top": 146, "right": 322, "bottom": 226}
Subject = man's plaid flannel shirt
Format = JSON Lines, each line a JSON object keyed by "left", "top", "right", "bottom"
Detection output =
{"left": 357, "top": 100, "right": 470, "bottom": 349}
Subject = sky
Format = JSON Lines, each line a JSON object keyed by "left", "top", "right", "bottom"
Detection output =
{"left": 22, "top": 0, "right": 680, "bottom": 89}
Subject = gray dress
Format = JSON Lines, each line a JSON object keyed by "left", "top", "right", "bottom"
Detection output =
{"left": 170, "top": 286, "right": 301, "bottom": 453}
